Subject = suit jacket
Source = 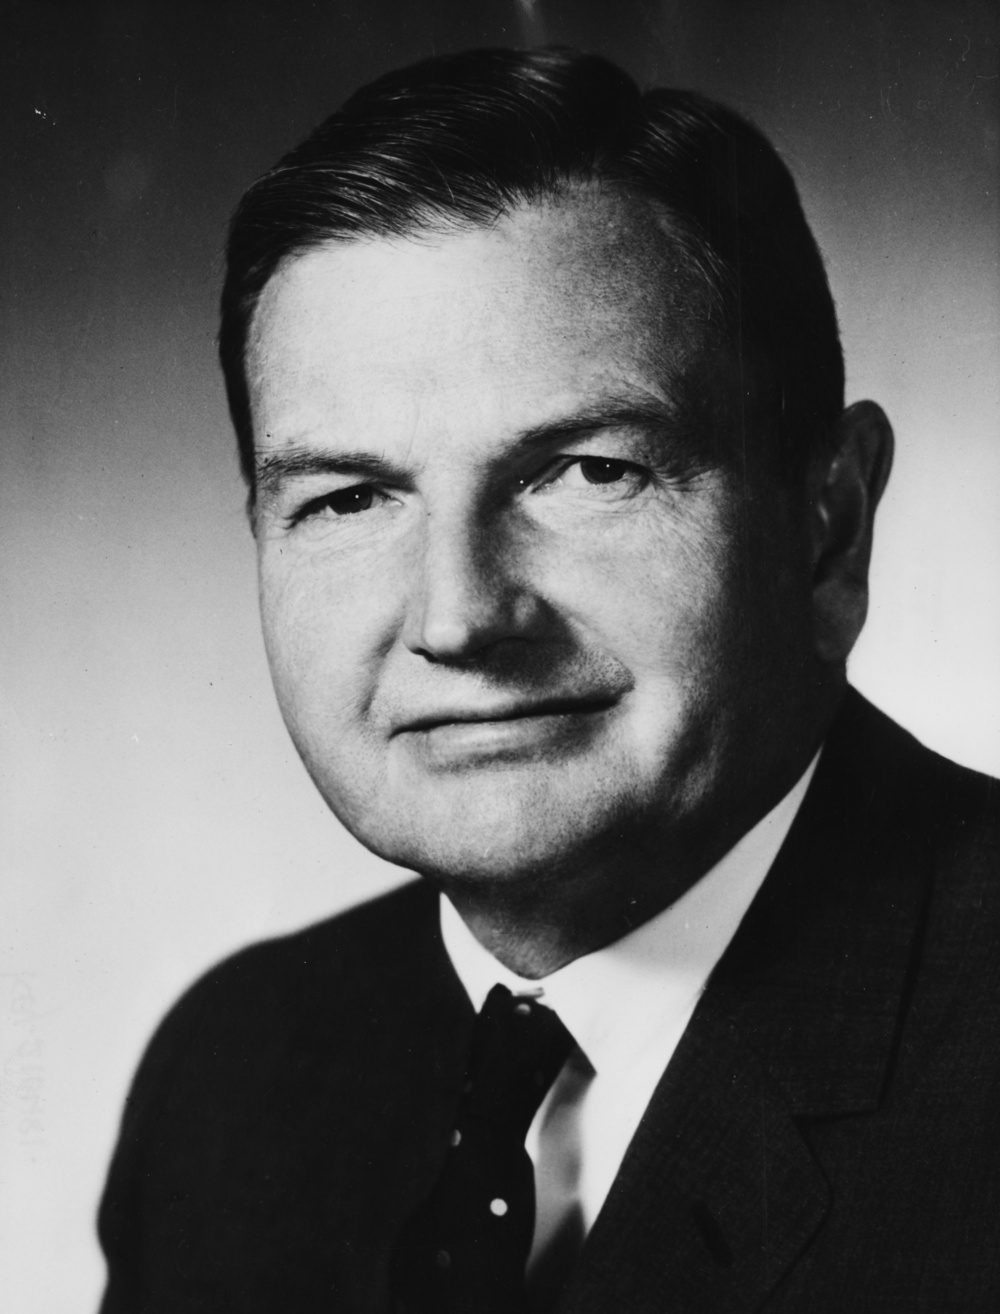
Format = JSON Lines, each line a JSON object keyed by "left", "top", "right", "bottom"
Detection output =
{"left": 98, "top": 690, "right": 1000, "bottom": 1312}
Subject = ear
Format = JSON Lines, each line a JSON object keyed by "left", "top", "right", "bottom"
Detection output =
{"left": 810, "top": 401, "right": 894, "bottom": 664}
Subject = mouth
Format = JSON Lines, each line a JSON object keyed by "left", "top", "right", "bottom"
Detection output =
{"left": 391, "top": 694, "right": 620, "bottom": 768}
{"left": 395, "top": 694, "right": 620, "bottom": 735}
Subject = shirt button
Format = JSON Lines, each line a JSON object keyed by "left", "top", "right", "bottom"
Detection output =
{"left": 490, "top": 1198, "right": 509, "bottom": 1217}
{"left": 450, "top": 1129, "right": 462, "bottom": 1147}
{"left": 435, "top": 1249, "right": 451, "bottom": 1269}
{"left": 514, "top": 1002, "right": 532, "bottom": 1016}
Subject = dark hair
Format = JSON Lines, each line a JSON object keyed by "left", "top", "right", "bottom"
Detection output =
{"left": 219, "top": 47, "right": 843, "bottom": 495}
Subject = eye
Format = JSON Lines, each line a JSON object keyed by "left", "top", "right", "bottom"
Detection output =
{"left": 291, "top": 484, "right": 384, "bottom": 523}
{"left": 578, "top": 457, "right": 632, "bottom": 485}
{"left": 323, "top": 485, "right": 377, "bottom": 515}
{"left": 532, "top": 455, "right": 651, "bottom": 499}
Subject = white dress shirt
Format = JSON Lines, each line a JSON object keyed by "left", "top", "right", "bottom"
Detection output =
{"left": 440, "top": 752, "right": 819, "bottom": 1264}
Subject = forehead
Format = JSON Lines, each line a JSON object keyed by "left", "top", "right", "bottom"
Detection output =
{"left": 246, "top": 191, "right": 708, "bottom": 456}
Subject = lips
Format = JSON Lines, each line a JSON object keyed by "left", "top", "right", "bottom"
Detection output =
{"left": 386, "top": 692, "right": 622, "bottom": 770}
{"left": 393, "top": 693, "right": 620, "bottom": 736}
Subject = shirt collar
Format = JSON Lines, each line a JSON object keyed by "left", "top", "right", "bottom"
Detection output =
{"left": 441, "top": 752, "right": 820, "bottom": 1077}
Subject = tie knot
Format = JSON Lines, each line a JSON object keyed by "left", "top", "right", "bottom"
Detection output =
{"left": 463, "top": 985, "right": 575, "bottom": 1140}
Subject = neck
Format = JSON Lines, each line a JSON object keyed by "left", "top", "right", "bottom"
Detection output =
{"left": 445, "top": 857, "right": 695, "bottom": 979}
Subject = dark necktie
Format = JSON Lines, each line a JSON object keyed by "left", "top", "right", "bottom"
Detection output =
{"left": 389, "top": 983, "right": 575, "bottom": 1314}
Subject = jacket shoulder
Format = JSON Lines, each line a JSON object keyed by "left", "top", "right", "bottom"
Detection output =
{"left": 106, "top": 879, "right": 442, "bottom": 1174}
{"left": 189, "top": 876, "right": 438, "bottom": 999}
{"left": 97, "top": 879, "right": 456, "bottom": 1310}
{"left": 832, "top": 687, "right": 999, "bottom": 856}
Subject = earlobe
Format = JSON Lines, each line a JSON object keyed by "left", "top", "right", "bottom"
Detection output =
{"left": 811, "top": 401, "right": 895, "bottom": 665}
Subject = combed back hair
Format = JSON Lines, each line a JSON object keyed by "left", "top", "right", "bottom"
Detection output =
{"left": 220, "top": 47, "right": 844, "bottom": 497}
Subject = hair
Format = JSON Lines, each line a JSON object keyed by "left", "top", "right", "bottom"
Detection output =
{"left": 219, "top": 47, "right": 844, "bottom": 497}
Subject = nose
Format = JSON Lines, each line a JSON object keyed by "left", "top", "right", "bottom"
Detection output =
{"left": 401, "top": 504, "right": 540, "bottom": 662}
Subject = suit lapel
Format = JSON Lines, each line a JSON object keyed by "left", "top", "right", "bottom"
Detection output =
{"left": 560, "top": 691, "right": 937, "bottom": 1313}
{"left": 561, "top": 1002, "right": 831, "bottom": 1314}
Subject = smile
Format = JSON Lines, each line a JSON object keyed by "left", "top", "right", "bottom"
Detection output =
{"left": 393, "top": 697, "right": 618, "bottom": 767}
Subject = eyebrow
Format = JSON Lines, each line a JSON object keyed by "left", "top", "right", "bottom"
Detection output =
{"left": 511, "top": 395, "right": 680, "bottom": 449}
{"left": 256, "top": 449, "right": 409, "bottom": 500}
{"left": 254, "top": 393, "right": 683, "bottom": 498}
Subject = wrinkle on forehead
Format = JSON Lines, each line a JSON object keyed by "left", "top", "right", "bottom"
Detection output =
{"left": 245, "top": 187, "right": 717, "bottom": 465}
{"left": 248, "top": 186, "right": 709, "bottom": 374}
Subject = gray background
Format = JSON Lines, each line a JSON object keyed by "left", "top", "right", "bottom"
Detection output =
{"left": 2, "top": 1, "right": 997, "bottom": 1308}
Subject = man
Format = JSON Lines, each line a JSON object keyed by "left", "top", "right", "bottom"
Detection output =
{"left": 98, "top": 48, "right": 999, "bottom": 1313}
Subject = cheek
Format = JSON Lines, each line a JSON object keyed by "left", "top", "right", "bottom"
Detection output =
{"left": 546, "top": 510, "right": 738, "bottom": 684}
{"left": 258, "top": 551, "right": 393, "bottom": 734}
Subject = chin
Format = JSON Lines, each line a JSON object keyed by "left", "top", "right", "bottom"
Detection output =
{"left": 342, "top": 775, "right": 633, "bottom": 888}
{"left": 373, "top": 815, "right": 587, "bottom": 888}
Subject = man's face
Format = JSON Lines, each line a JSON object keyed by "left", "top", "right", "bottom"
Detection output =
{"left": 248, "top": 192, "right": 817, "bottom": 892}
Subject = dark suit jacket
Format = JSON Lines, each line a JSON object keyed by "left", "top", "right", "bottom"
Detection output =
{"left": 98, "top": 691, "right": 1000, "bottom": 1312}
